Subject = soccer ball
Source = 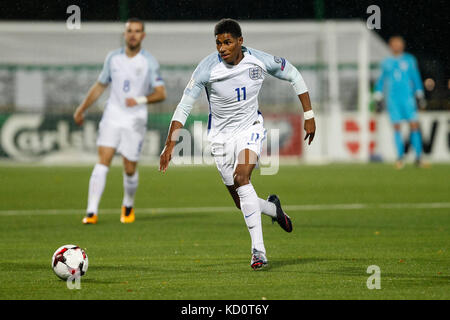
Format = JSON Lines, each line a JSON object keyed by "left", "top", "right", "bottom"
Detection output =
{"left": 51, "top": 245, "right": 88, "bottom": 280}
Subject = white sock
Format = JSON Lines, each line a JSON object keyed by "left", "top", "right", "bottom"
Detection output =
{"left": 258, "top": 198, "right": 277, "bottom": 218}
{"left": 122, "top": 171, "right": 139, "bottom": 208}
{"left": 86, "top": 163, "right": 109, "bottom": 214}
{"left": 236, "top": 183, "right": 266, "bottom": 254}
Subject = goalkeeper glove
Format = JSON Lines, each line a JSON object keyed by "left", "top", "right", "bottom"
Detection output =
{"left": 373, "top": 91, "right": 384, "bottom": 113}
{"left": 416, "top": 91, "right": 427, "bottom": 110}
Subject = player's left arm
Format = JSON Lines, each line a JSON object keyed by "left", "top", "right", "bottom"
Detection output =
{"left": 126, "top": 58, "right": 167, "bottom": 107}
{"left": 410, "top": 55, "right": 426, "bottom": 109}
{"left": 298, "top": 92, "right": 316, "bottom": 145}
{"left": 251, "top": 49, "right": 316, "bottom": 144}
{"left": 279, "top": 63, "right": 316, "bottom": 145}
{"left": 125, "top": 85, "right": 167, "bottom": 107}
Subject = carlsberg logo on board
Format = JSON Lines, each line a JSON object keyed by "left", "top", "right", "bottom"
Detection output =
{"left": 0, "top": 114, "right": 97, "bottom": 161}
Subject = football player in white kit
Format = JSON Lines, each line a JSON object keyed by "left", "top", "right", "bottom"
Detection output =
{"left": 74, "top": 18, "right": 166, "bottom": 224}
{"left": 160, "top": 19, "right": 316, "bottom": 269}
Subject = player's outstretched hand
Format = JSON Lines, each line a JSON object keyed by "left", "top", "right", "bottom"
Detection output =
{"left": 73, "top": 107, "right": 84, "bottom": 126}
{"left": 126, "top": 98, "right": 138, "bottom": 107}
{"left": 304, "top": 118, "right": 316, "bottom": 145}
{"left": 159, "top": 146, "right": 172, "bottom": 173}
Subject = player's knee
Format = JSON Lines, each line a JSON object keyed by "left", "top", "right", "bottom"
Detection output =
{"left": 124, "top": 168, "right": 136, "bottom": 176}
{"left": 410, "top": 122, "right": 419, "bottom": 131}
{"left": 123, "top": 158, "right": 137, "bottom": 176}
{"left": 98, "top": 159, "right": 111, "bottom": 167}
{"left": 233, "top": 173, "right": 250, "bottom": 188}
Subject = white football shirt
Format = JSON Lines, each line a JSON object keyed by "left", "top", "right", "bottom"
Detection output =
{"left": 171, "top": 46, "right": 308, "bottom": 142}
{"left": 98, "top": 48, "right": 164, "bottom": 128}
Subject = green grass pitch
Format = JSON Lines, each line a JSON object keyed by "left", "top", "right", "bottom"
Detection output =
{"left": 0, "top": 163, "right": 448, "bottom": 299}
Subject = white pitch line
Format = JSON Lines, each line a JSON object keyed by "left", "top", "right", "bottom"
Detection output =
{"left": 0, "top": 202, "right": 449, "bottom": 216}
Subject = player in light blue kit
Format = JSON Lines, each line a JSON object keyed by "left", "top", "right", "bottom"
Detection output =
{"left": 374, "top": 36, "right": 427, "bottom": 168}
{"left": 160, "top": 19, "right": 316, "bottom": 269}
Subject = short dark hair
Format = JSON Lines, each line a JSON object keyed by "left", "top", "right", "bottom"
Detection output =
{"left": 214, "top": 18, "right": 242, "bottom": 38}
{"left": 126, "top": 17, "right": 144, "bottom": 31}
{"left": 389, "top": 34, "right": 404, "bottom": 42}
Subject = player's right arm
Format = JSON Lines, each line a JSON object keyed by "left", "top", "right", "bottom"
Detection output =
{"left": 159, "top": 119, "right": 183, "bottom": 173}
{"left": 373, "top": 59, "right": 387, "bottom": 104}
{"left": 74, "top": 82, "right": 108, "bottom": 126}
{"left": 74, "top": 51, "right": 113, "bottom": 126}
{"left": 159, "top": 93, "right": 199, "bottom": 173}
{"left": 159, "top": 54, "right": 215, "bottom": 172}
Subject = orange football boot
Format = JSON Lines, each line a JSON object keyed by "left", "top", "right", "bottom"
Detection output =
{"left": 82, "top": 213, "right": 98, "bottom": 224}
{"left": 120, "top": 206, "right": 135, "bottom": 223}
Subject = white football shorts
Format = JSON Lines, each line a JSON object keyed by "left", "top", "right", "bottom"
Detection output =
{"left": 211, "top": 120, "right": 266, "bottom": 186}
{"left": 96, "top": 120, "right": 146, "bottom": 162}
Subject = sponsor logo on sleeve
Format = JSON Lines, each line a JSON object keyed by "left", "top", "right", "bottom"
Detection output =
{"left": 274, "top": 56, "right": 286, "bottom": 71}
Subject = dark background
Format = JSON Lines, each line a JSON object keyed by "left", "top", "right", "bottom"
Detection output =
{"left": 1, "top": 0, "right": 449, "bottom": 105}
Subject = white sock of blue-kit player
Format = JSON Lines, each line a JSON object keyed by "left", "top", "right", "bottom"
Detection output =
{"left": 122, "top": 171, "right": 138, "bottom": 208}
{"left": 86, "top": 163, "right": 109, "bottom": 214}
{"left": 236, "top": 183, "right": 266, "bottom": 254}
{"left": 258, "top": 198, "right": 277, "bottom": 218}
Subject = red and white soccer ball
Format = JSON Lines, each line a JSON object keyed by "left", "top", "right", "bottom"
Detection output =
{"left": 51, "top": 245, "right": 88, "bottom": 280}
